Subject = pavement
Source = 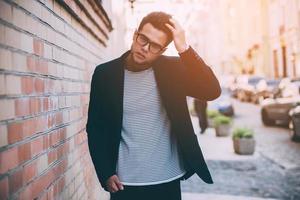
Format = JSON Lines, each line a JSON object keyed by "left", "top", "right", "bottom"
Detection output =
{"left": 182, "top": 193, "right": 278, "bottom": 200}
{"left": 181, "top": 98, "right": 300, "bottom": 200}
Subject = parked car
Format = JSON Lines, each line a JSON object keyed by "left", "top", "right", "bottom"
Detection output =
{"left": 273, "top": 78, "right": 300, "bottom": 99}
{"left": 261, "top": 79, "right": 300, "bottom": 127}
{"left": 289, "top": 105, "right": 300, "bottom": 142}
{"left": 229, "top": 75, "right": 246, "bottom": 98}
{"left": 250, "top": 78, "right": 281, "bottom": 104}
{"left": 261, "top": 96, "right": 300, "bottom": 126}
{"left": 236, "top": 76, "right": 264, "bottom": 102}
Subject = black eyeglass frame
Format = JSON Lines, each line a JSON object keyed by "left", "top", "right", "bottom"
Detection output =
{"left": 135, "top": 32, "right": 167, "bottom": 54}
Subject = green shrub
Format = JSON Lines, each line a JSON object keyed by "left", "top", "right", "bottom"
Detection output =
{"left": 207, "top": 110, "right": 220, "bottom": 119}
{"left": 232, "top": 127, "right": 254, "bottom": 139}
{"left": 213, "top": 115, "right": 232, "bottom": 126}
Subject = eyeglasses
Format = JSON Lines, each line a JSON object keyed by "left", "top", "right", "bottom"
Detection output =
{"left": 136, "top": 33, "right": 164, "bottom": 54}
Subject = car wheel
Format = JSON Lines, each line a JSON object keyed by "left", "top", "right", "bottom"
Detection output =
{"left": 290, "top": 118, "right": 300, "bottom": 142}
{"left": 261, "top": 109, "right": 275, "bottom": 126}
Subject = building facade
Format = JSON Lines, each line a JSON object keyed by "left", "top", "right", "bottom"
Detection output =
{"left": 220, "top": 0, "right": 300, "bottom": 78}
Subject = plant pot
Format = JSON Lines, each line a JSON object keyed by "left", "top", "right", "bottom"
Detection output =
{"left": 215, "top": 124, "right": 231, "bottom": 137}
{"left": 233, "top": 138, "right": 255, "bottom": 155}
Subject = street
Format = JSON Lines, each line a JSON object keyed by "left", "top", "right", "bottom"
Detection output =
{"left": 181, "top": 98, "right": 300, "bottom": 200}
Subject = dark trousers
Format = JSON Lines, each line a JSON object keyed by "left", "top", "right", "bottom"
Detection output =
{"left": 194, "top": 99, "right": 208, "bottom": 133}
{"left": 110, "top": 179, "right": 181, "bottom": 200}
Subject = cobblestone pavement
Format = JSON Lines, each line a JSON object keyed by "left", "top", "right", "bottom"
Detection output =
{"left": 181, "top": 98, "right": 300, "bottom": 200}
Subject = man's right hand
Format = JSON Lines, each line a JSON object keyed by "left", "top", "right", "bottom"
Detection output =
{"left": 106, "top": 175, "right": 124, "bottom": 193}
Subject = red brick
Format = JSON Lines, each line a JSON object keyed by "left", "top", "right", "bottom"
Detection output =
{"left": 46, "top": 79, "right": 53, "bottom": 94}
{"left": 43, "top": 134, "right": 50, "bottom": 150}
{"left": 43, "top": 98, "right": 49, "bottom": 112}
{"left": 22, "top": 118, "right": 36, "bottom": 138}
{"left": 50, "top": 130, "right": 60, "bottom": 147}
{"left": 48, "top": 113, "right": 55, "bottom": 128}
{"left": 0, "top": 176, "right": 9, "bottom": 200}
{"left": 7, "top": 122, "right": 23, "bottom": 144}
{"left": 0, "top": 125, "right": 8, "bottom": 148}
{"left": 34, "top": 78, "right": 44, "bottom": 93}
{"left": 0, "top": 99, "right": 15, "bottom": 121}
{"left": 56, "top": 145, "right": 63, "bottom": 159}
{"left": 26, "top": 56, "right": 36, "bottom": 72}
{"left": 48, "top": 62, "right": 57, "bottom": 77}
{"left": 18, "top": 183, "right": 33, "bottom": 200}
{"left": 29, "top": 97, "right": 41, "bottom": 114}
{"left": 0, "top": 147, "right": 18, "bottom": 174}
{"left": 21, "top": 77, "right": 34, "bottom": 94}
{"left": 6, "top": 75, "right": 21, "bottom": 95}
{"left": 57, "top": 177, "right": 65, "bottom": 194}
{"left": 55, "top": 112, "right": 63, "bottom": 125}
{"left": 33, "top": 38, "right": 44, "bottom": 56}
{"left": 36, "top": 116, "right": 47, "bottom": 133}
{"left": 18, "top": 142, "right": 31, "bottom": 164}
{"left": 15, "top": 98, "right": 30, "bottom": 117}
{"left": 31, "top": 137, "right": 44, "bottom": 157}
{"left": 0, "top": 1, "right": 12, "bottom": 22}
{"left": 59, "top": 127, "right": 66, "bottom": 140}
{"left": 23, "top": 161, "right": 37, "bottom": 184}
{"left": 36, "top": 59, "right": 48, "bottom": 75}
{"left": 32, "top": 171, "right": 53, "bottom": 198}
{"left": 0, "top": 74, "right": 5, "bottom": 95}
{"left": 9, "top": 169, "right": 23, "bottom": 194}
{"left": 57, "top": 142, "right": 69, "bottom": 158}
{"left": 53, "top": 159, "right": 67, "bottom": 177}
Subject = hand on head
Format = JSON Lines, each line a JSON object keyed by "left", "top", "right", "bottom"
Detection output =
{"left": 165, "top": 18, "right": 188, "bottom": 53}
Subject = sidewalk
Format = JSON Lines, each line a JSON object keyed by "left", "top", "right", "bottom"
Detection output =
{"left": 193, "top": 127, "right": 259, "bottom": 161}
{"left": 182, "top": 193, "right": 278, "bottom": 200}
{"left": 181, "top": 98, "right": 300, "bottom": 200}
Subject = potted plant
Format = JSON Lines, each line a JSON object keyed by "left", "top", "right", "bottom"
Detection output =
{"left": 207, "top": 110, "right": 220, "bottom": 127}
{"left": 213, "top": 115, "right": 232, "bottom": 136}
{"left": 232, "top": 127, "right": 255, "bottom": 155}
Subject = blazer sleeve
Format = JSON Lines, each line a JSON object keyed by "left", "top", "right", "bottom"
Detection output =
{"left": 178, "top": 46, "right": 221, "bottom": 100}
{"left": 86, "top": 68, "right": 115, "bottom": 191}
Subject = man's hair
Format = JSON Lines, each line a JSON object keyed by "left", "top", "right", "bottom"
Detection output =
{"left": 137, "top": 12, "right": 173, "bottom": 46}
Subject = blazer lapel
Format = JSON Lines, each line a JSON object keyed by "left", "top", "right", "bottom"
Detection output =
{"left": 153, "top": 56, "right": 175, "bottom": 122}
{"left": 110, "top": 52, "right": 129, "bottom": 135}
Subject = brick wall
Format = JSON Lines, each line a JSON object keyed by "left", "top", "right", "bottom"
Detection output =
{"left": 0, "top": 0, "right": 112, "bottom": 199}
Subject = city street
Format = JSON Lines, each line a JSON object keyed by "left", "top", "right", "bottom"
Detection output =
{"left": 182, "top": 98, "right": 300, "bottom": 200}
{"left": 1, "top": 1, "right": 299, "bottom": 199}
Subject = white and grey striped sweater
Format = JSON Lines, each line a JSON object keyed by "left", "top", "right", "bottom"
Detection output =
{"left": 116, "top": 67, "right": 186, "bottom": 186}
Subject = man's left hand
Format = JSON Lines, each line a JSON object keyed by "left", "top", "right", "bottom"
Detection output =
{"left": 165, "top": 18, "right": 188, "bottom": 53}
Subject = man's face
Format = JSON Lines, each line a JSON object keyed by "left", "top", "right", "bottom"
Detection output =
{"left": 130, "top": 23, "right": 169, "bottom": 66}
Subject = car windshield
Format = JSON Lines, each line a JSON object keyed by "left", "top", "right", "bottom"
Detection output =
{"left": 248, "top": 77, "right": 263, "bottom": 85}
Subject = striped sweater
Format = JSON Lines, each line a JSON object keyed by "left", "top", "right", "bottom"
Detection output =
{"left": 116, "top": 67, "right": 186, "bottom": 186}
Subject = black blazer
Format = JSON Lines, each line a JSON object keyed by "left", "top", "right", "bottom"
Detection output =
{"left": 86, "top": 47, "right": 221, "bottom": 191}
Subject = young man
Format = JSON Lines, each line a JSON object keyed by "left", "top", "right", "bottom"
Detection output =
{"left": 86, "top": 12, "right": 221, "bottom": 200}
